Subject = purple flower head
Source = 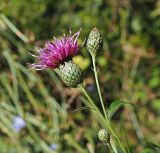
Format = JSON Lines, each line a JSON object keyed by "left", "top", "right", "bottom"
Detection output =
{"left": 12, "top": 116, "right": 26, "bottom": 132}
{"left": 50, "top": 143, "right": 58, "bottom": 151}
{"left": 31, "top": 29, "right": 81, "bottom": 70}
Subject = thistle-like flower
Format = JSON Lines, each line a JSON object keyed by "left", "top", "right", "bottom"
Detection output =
{"left": 31, "top": 29, "right": 81, "bottom": 70}
{"left": 30, "top": 29, "right": 83, "bottom": 88}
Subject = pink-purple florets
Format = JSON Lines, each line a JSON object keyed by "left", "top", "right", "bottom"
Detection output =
{"left": 31, "top": 30, "right": 81, "bottom": 70}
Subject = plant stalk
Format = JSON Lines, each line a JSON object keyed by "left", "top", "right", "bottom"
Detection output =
{"left": 80, "top": 85, "right": 127, "bottom": 153}
{"left": 91, "top": 55, "right": 108, "bottom": 120}
{"left": 107, "top": 143, "right": 115, "bottom": 153}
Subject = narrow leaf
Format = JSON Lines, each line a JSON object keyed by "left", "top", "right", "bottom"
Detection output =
{"left": 108, "top": 100, "right": 135, "bottom": 119}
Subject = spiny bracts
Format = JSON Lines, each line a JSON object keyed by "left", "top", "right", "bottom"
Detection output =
{"left": 86, "top": 27, "right": 103, "bottom": 57}
{"left": 59, "top": 60, "right": 83, "bottom": 88}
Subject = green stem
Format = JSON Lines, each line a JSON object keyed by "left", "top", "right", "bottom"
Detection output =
{"left": 100, "top": 113, "right": 127, "bottom": 153}
{"left": 80, "top": 85, "right": 127, "bottom": 153}
{"left": 91, "top": 56, "right": 108, "bottom": 120}
{"left": 107, "top": 143, "right": 115, "bottom": 153}
{"left": 91, "top": 56, "right": 121, "bottom": 152}
{"left": 80, "top": 85, "right": 99, "bottom": 113}
{"left": 130, "top": 110, "right": 145, "bottom": 145}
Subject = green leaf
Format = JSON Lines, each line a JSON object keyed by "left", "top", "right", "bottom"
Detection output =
{"left": 108, "top": 100, "right": 135, "bottom": 119}
{"left": 140, "top": 148, "right": 154, "bottom": 153}
{"left": 145, "top": 142, "right": 160, "bottom": 152}
{"left": 72, "top": 106, "right": 95, "bottom": 113}
{"left": 140, "top": 142, "right": 160, "bottom": 153}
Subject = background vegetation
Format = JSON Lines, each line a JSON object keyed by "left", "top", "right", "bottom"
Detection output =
{"left": 0, "top": 0, "right": 160, "bottom": 152}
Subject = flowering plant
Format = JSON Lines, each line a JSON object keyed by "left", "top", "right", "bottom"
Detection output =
{"left": 29, "top": 28, "right": 129, "bottom": 153}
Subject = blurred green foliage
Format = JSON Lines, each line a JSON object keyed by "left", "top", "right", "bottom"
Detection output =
{"left": 0, "top": 0, "right": 160, "bottom": 153}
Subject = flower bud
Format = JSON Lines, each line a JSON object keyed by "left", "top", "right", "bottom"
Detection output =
{"left": 86, "top": 27, "right": 103, "bottom": 57}
{"left": 98, "top": 129, "right": 110, "bottom": 143}
{"left": 59, "top": 60, "right": 83, "bottom": 88}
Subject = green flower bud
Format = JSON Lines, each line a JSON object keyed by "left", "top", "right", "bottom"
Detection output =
{"left": 86, "top": 27, "right": 103, "bottom": 57}
{"left": 59, "top": 60, "right": 83, "bottom": 88}
{"left": 98, "top": 129, "right": 110, "bottom": 143}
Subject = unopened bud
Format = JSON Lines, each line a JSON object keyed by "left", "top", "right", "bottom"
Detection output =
{"left": 86, "top": 27, "right": 103, "bottom": 57}
{"left": 98, "top": 129, "right": 110, "bottom": 143}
